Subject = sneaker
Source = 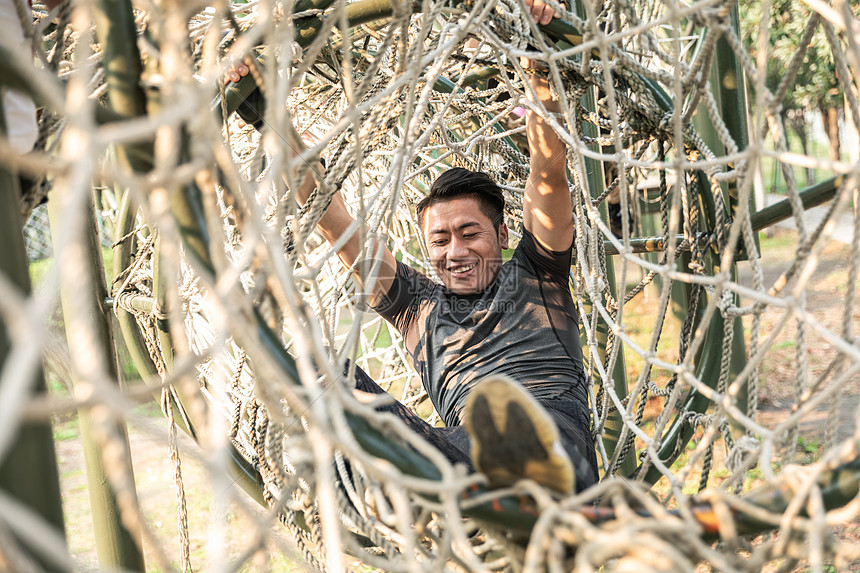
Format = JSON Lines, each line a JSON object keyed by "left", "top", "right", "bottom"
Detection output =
{"left": 463, "top": 375, "right": 575, "bottom": 495}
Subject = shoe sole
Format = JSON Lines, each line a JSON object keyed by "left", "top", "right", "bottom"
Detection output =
{"left": 464, "top": 375, "right": 574, "bottom": 495}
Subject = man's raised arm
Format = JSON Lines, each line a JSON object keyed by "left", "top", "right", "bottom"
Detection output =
{"left": 293, "top": 164, "right": 397, "bottom": 306}
{"left": 224, "top": 63, "right": 396, "bottom": 305}
{"left": 522, "top": 0, "right": 574, "bottom": 252}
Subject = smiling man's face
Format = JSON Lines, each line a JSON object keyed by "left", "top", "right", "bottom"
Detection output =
{"left": 422, "top": 196, "right": 509, "bottom": 295}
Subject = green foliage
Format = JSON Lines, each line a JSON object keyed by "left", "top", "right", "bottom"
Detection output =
{"left": 53, "top": 417, "right": 79, "bottom": 442}
{"left": 797, "top": 436, "right": 822, "bottom": 456}
{"left": 740, "top": 0, "right": 842, "bottom": 112}
{"left": 28, "top": 257, "right": 54, "bottom": 288}
{"left": 29, "top": 246, "right": 115, "bottom": 288}
{"left": 802, "top": 565, "right": 838, "bottom": 573}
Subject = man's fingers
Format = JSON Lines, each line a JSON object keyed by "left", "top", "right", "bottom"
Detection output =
{"left": 534, "top": 5, "right": 551, "bottom": 26}
{"left": 540, "top": 5, "right": 554, "bottom": 24}
{"left": 223, "top": 59, "right": 251, "bottom": 84}
{"left": 526, "top": 0, "right": 559, "bottom": 26}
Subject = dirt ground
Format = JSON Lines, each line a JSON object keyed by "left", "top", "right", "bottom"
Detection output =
{"left": 738, "top": 229, "right": 859, "bottom": 445}
{"left": 54, "top": 411, "right": 305, "bottom": 572}
{"left": 50, "top": 228, "right": 858, "bottom": 571}
{"left": 739, "top": 229, "right": 860, "bottom": 572}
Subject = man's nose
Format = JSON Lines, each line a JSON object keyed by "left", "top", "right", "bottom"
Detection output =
{"left": 449, "top": 237, "right": 469, "bottom": 258}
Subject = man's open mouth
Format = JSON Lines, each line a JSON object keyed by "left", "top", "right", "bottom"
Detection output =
{"left": 449, "top": 263, "right": 477, "bottom": 275}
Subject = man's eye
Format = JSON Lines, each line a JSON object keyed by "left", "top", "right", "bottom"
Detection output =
{"left": 431, "top": 240, "right": 447, "bottom": 246}
{"left": 463, "top": 233, "right": 477, "bottom": 239}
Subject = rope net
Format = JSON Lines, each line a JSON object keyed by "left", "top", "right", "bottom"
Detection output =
{"left": 1, "top": 0, "right": 859, "bottom": 570}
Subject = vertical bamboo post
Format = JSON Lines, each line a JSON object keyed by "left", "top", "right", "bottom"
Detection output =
{"left": 581, "top": 163, "right": 635, "bottom": 477}
{"left": 47, "top": 192, "right": 146, "bottom": 572}
{"left": 571, "top": 0, "right": 634, "bottom": 476}
{"left": 103, "top": 0, "right": 268, "bottom": 505}
{"left": 636, "top": 13, "right": 755, "bottom": 483}
{"left": 0, "top": 143, "right": 67, "bottom": 572}
{"left": 63, "top": 0, "right": 156, "bottom": 567}
{"left": 93, "top": 0, "right": 159, "bottom": 386}
{"left": 692, "top": 11, "right": 751, "bottom": 428}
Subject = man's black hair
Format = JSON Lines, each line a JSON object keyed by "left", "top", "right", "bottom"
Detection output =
{"left": 416, "top": 168, "right": 506, "bottom": 231}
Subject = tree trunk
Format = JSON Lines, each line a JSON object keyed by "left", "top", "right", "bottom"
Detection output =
{"left": 820, "top": 105, "right": 841, "bottom": 162}
{"left": 787, "top": 110, "right": 814, "bottom": 187}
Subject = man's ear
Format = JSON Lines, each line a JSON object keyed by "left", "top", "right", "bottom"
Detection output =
{"left": 499, "top": 223, "right": 509, "bottom": 250}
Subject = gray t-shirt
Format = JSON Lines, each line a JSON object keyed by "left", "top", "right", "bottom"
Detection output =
{"left": 374, "top": 229, "right": 588, "bottom": 428}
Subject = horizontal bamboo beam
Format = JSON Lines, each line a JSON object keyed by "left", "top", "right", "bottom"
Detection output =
{"left": 602, "top": 175, "right": 842, "bottom": 256}
{"left": 748, "top": 175, "right": 842, "bottom": 232}
{"left": 462, "top": 452, "right": 860, "bottom": 538}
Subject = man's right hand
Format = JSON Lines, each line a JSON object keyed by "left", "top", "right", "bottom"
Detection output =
{"left": 524, "top": 0, "right": 563, "bottom": 26}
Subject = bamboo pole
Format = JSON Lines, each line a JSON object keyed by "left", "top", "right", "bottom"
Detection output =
{"left": 629, "top": 175, "right": 841, "bottom": 483}
{"left": 47, "top": 192, "right": 145, "bottom": 572}
{"left": 695, "top": 9, "right": 753, "bottom": 430}
{"left": 0, "top": 104, "right": 67, "bottom": 571}
{"left": 575, "top": 87, "right": 634, "bottom": 475}
{"left": 599, "top": 174, "right": 842, "bottom": 255}
{"left": 92, "top": 0, "right": 160, "bottom": 387}
{"left": 94, "top": 0, "right": 268, "bottom": 506}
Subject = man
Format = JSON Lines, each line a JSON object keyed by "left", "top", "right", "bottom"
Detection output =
{"left": 248, "top": 1, "right": 598, "bottom": 494}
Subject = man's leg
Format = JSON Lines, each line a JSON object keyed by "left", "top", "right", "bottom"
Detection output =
{"left": 349, "top": 365, "right": 473, "bottom": 469}
{"left": 543, "top": 399, "right": 599, "bottom": 491}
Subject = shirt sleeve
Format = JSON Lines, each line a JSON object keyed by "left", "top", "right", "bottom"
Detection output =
{"left": 371, "top": 259, "right": 436, "bottom": 340}
{"left": 515, "top": 227, "right": 574, "bottom": 286}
